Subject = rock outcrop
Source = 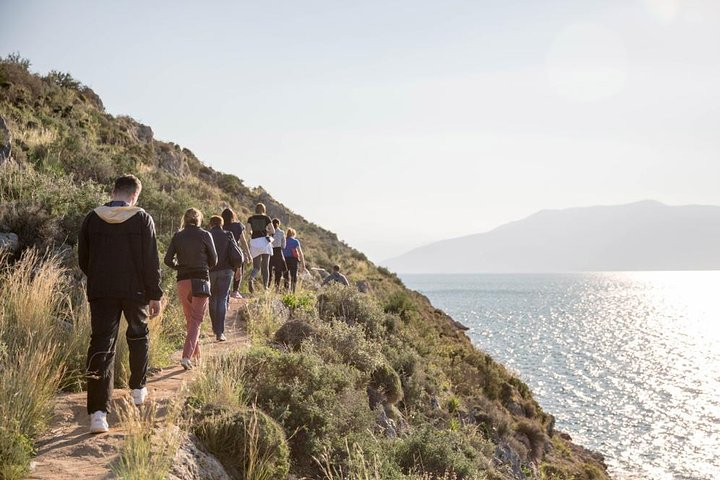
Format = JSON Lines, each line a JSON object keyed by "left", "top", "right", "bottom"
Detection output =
{"left": 156, "top": 143, "right": 188, "bottom": 176}
{"left": 0, "top": 232, "right": 19, "bottom": 254}
{"left": 168, "top": 433, "right": 231, "bottom": 480}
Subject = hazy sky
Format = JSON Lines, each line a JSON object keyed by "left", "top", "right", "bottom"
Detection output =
{"left": 2, "top": 0, "right": 719, "bottom": 261}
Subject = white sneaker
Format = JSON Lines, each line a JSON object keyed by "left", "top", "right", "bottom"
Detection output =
{"left": 230, "top": 291, "right": 242, "bottom": 299}
{"left": 131, "top": 387, "right": 148, "bottom": 405}
{"left": 180, "top": 358, "right": 193, "bottom": 370}
{"left": 89, "top": 411, "right": 109, "bottom": 434}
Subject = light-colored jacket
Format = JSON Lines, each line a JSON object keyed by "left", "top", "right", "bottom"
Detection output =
{"left": 272, "top": 228, "right": 286, "bottom": 249}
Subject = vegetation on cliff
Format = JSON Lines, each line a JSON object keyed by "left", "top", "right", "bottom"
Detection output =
{"left": 0, "top": 54, "right": 608, "bottom": 479}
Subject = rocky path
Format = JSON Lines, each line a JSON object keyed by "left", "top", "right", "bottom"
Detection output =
{"left": 28, "top": 299, "right": 249, "bottom": 480}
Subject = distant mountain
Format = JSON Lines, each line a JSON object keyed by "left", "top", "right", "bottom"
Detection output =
{"left": 383, "top": 201, "right": 720, "bottom": 273}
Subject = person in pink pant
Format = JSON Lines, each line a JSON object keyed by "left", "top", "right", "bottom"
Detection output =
{"left": 164, "top": 208, "right": 217, "bottom": 370}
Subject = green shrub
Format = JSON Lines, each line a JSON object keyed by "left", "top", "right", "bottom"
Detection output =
{"left": 317, "top": 285, "right": 387, "bottom": 337}
{"left": 370, "top": 363, "right": 404, "bottom": 405}
{"left": 45, "top": 70, "right": 81, "bottom": 90}
{"left": 0, "top": 162, "right": 106, "bottom": 251}
{"left": 508, "top": 376, "right": 532, "bottom": 400}
{"left": 382, "top": 338, "right": 421, "bottom": 377}
{"left": 241, "top": 346, "right": 374, "bottom": 473}
{"left": 447, "top": 396, "right": 461, "bottom": 414}
{"left": 384, "top": 290, "right": 416, "bottom": 319}
{"left": 281, "top": 290, "right": 316, "bottom": 312}
{"left": 194, "top": 406, "right": 290, "bottom": 480}
{"left": 217, "top": 173, "right": 246, "bottom": 197}
{"left": 308, "top": 320, "right": 385, "bottom": 373}
{"left": 0, "top": 426, "right": 34, "bottom": 480}
{"left": 395, "top": 428, "right": 483, "bottom": 479}
{"left": 451, "top": 349, "right": 507, "bottom": 401}
{"left": 273, "top": 319, "right": 319, "bottom": 351}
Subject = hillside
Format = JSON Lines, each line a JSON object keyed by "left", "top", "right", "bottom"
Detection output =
{"left": 0, "top": 55, "right": 608, "bottom": 480}
{"left": 384, "top": 201, "right": 720, "bottom": 273}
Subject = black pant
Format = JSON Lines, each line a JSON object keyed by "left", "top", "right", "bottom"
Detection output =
{"left": 86, "top": 298, "right": 149, "bottom": 414}
{"left": 269, "top": 247, "right": 287, "bottom": 289}
{"left": 283, "top": 257, "right": 299, "bottom": 292}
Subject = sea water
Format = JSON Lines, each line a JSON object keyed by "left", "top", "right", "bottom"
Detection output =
{"left": 401, "top": 272, "right": 720, "bottom": 480}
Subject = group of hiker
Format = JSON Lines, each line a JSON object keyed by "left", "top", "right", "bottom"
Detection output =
{"left": 78, "top": 174, "right": 348, "bottom": 433}
{"left": 162, "top": 202, "right": 308, "bottom": 371}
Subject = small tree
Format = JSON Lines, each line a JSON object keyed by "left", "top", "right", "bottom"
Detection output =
{"left": 46, "top": 70, "right": 81, "bottom": 89}
{"left": 5, "top": 52, "right": 31, "bottom": 71}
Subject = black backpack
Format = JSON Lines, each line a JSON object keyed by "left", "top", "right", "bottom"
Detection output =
{"left": 227, "top": 232, "right": 244, "bottom": 268}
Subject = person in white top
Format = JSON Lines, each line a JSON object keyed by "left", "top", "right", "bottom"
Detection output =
{"left": 246, "top": 203, "right": 275, "bottom": 293}
{"left": 269, "top": 218, "right": 287, "bottom": 289}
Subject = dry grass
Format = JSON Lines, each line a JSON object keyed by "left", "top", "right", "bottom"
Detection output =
{"left": 0, "top": 248, "right": 187, "bottom": 478}
{"left": 247, "top": 291, "right": 285, "bottom": 340}
{"left": 187, "top": 352, "right": 246, "bottom": 410}
{"left": 315, "top": 440, "right": 382, "bottom": 480}
{"left": 314, "top": 441, "right": 475, "bottom": 480}
{"left": 111, "top": 398, "right": 182, "bottom": 480}
{"left": 16, "top": 125, "right": 58, "bottom": 147}
{"left": 240, "top": 407, "right": 284, "bottom": 480}
{"left": 0, "top": 250, "right": 70, "bottom": 479}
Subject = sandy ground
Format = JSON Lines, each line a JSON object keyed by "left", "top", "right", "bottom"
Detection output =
{"left": 28, "top": 299, "right": 249, "bottom": 480}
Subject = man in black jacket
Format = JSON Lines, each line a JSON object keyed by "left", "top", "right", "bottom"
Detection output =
{"left": 78, "top": 174, "right": 163, "bottom": 433}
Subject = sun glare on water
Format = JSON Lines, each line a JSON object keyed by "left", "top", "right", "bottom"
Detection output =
{"left": 403, "top": 272, "right": 720, "bottom": 479}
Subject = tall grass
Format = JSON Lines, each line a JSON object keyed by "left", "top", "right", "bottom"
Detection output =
{"left": 314, "top": 441, "right": 469, "bottom": 480}
{"left": 111, "top": 398, "right": 181, "bottom": 480}
{"left": 186, "top": 352, "right": 246, "bottom": 410}
{"left": 0, "top": 250, "right": 71, "bottom": 479}
{"left": 315, "top": 440, "right": 383, "bottom": 480}
{"left": 247, "top": 291, "right": 284, "bottom": 340}
{"left": 0, "top": 248, "right": 188, "bottom": 478}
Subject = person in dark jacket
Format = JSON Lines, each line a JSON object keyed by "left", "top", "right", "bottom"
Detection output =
{"left": 221, "top": 208, "right": 250, "bottom": 298}
{"left": 208, "top": 215, "right": 242, "bottom": 341}
{"left": 78, "top": 174, "right": 163, "bottom": 434}
{"left": 164, "top": 208, "right": 217, "bottom": 370}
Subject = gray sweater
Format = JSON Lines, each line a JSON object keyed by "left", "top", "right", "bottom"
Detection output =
{"left": 322, "top": 271, "right": 350, "bottom": 286}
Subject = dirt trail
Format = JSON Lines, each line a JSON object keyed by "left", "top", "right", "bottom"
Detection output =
{"left": 28, "top": 299, "right": 250, "bottom": 480}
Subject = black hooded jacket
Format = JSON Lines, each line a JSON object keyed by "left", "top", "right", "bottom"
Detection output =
{"left": 78, "top": 203, "right": 163, "bottom": 303}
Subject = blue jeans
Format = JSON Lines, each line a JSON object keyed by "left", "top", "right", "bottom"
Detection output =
{"left": 209, "top": 269, "right": 234, "bottom": 336}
